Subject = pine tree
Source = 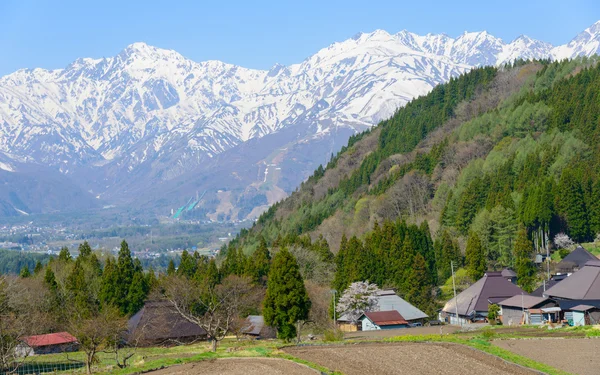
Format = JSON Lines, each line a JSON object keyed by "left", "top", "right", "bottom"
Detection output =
{"left": 513, "top": 225, "right": 536, "bottom": 293}
{"left": 66, "top": 259, "right": 93, "bottom": 316}
{"left": 99, "top": 258, "right": 119, "bottom": 307}
{"left": 438, "top": 231, "right": 461, "bottom": 281}
{"left": 115, "top": 240, "right": 135, "bottom": 315}
{"left": 465, "top": 231, "right": 487, "bottom": 280}
{"left": 263, "top": 248, "right": 311, "bottom": 340}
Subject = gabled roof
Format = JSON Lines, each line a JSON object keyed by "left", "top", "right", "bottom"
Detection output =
{"left": 338, "top": 289, "right": 428, "bottom": 322}
{"left": 443, "top": 272, "right": 526, "bottom": 316}
{"left": 531, "top": 274, "right": 568, "bottom": 297}
{"left": 362, "top": 310, "right": 408, "bottom": 326}
{"left": 373, "top": 289, "right": 428, "bottom": 320}
{"left": 242, "top": 315, "right": 265, "bottom": 336}
{"left": 497, "top": 295, "right": 551, "bottom": 309}
{"left": 22, "top": 332, "right": 77, "bottom": 347}
{"left": 501, "top": 268, "right": 517, "bottom": 278}
{"left": 570, "top": 304, "right": 597, "bottom": 311}
{"left": 128, "top": 300, "right": 206, "bottom": 344}
{"left": 557, "top": 245, "right": 597, "bottom": 271}
{"left": 545, "top": 261, "right": 600, "bottom": 300}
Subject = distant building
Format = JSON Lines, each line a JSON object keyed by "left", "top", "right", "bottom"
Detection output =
{"left": 337, "top": 289, "right": 428, "bottom": 331}
{"left": 240, "top": 315, "right": 276, "bottom": 339}
{"left": 17, "top": 332, "right": 79, "bottom": 356}
{"left": 497, "top": 295, "right": 558, "bottom": 325}
{"left": 531, "top": 274, "right": 568, "bottom": 297}
{"left": 441, "top": 271, "right": 526, "bottom": 325}
{"left": 359, "top": 311, "right": 409, "bottom": 331}
{"left": 556, "top": 245, "right": 597, "bottom": 273}
{"left": 544, "top": 260, "right": 600, "bottom": 300}
{"left": 128, "top": 300, "right": 207, "bottom": 346}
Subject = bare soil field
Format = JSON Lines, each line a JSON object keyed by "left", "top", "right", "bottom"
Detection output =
{"left": 344, "top": 325, "right": 460, "bottom": 339}
{"left": 284, "top": 342, "right": 537, "bottom": 375}
{"left": 147, "top": 358, "right": 318, "bottom": 375}
{"left": 495, "top": 338, "right": 600, "bottom": 375}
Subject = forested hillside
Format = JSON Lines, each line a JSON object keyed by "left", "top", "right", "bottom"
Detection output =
{"left": 225, "top": 56, "right": 600, "bottom": 313}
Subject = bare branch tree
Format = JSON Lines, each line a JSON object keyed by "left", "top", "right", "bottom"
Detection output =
{"left": 164, "top": 275, "right": 258, "bottom": 352}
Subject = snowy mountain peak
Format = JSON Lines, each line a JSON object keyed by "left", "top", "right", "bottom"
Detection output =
{"left": 1, "top": 21, "right": 600, "bottom": 219}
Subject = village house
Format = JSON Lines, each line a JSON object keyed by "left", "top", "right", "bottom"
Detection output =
{"left": 337, "top": 289, "right": 428, "bottom": 331}
{"left": 16, "top": 332, "right": 79, "bottom": 356}
{"left": 359, "top": 311, "right": 409, "bottom": 331}
{"left": 128, "top": 300, "right": 207, "bottom": 346}
{"left": 240, "top": 315, "right": 276, "bottom": 339}
{"left": 441, "top": 271, "right": 525, "bottom": 325}
{"left": 556, "top": 245, "right": 597, "bottom": 274}
{"left": 497, "top": 295, "right": 559, "bottom": 325}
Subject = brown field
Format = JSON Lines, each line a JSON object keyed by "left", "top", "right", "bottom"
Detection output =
{"left": 284, "top": 342, "right": 537, "bottom": 375}
{"left": 344, "top": 325, "right": 461, "bottom": 339}
{"left": 147, "top": 358, "right": 318, "bottom": 375}
{"left": 495, "top": 338, "right": 600, "bottom": 375}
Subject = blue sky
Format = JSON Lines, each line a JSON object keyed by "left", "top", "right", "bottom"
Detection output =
{"left": 0, "top": 0, "right": 598, "bottom": 76}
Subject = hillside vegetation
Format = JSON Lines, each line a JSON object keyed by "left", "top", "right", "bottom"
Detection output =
{"left": 226, "top": 56, "right": 600, "bottom": 311}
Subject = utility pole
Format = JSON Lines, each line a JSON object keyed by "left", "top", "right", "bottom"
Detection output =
{"left": 451, "top": 261, "right": 460, "bottom": 326}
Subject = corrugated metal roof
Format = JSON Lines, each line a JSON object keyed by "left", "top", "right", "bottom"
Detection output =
{"left": 557, "top": 246, "right": 597, "bottom": 271}
{"left": 363, "top": 311, "right": 408, "bottom": 326}
{"left": 569, "top": 304, "right": 597, "bottom": 311}
{"left": 242, "top": 315, "right": 264, "bottom": 336}
{"left": 545, "top": 262, "right": 600, "bottom": 300}
{"left": 498, "top": 295, "right": 549, "bottom": 309}
{"left": 338, "top": 289, "right": 428, "bottom": 322}
{"left": 443, "top": 273, "right": 526, "bottom": 316}
{"left": 22, "top": 332, "right": 77, "bottom": 347}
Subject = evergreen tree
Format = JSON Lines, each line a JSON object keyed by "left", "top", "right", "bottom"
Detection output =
{"left": 404, "top": 254, "right": 433, "bottom": 313}
{"left": 465, "top": 231, "right": 487, "bottom": 280}
{"left": 33, "top": 260, "right": 43, "bottom": 275}
{"left": 178, "top": 250, "right": 197, "bottom": 278}
{"left": 115, "top": 240, "right": 135, "bottom": 315}
{"left": 263, "top": 248, "right": 311, "bottom": 340}
{"left": 513, "top": 225, "right": 536, "bottom": 293}
{"left": 58, "top": 247, "right": 72, "bottom": 262}
{"left": 126, "top": 272, "right": 149, "bottom": 315}
{"left": 438, "top": 231, "right": 461, "bottom": 281}
{"left": 19, "top": 265, "right": 30, "bottom": 278}
{"left": 167, "top": 259, "right": 176, "bottom": 276}
{"left": 99, "top": 258, "right": 119, "bottom": 307}
{"left": 44, "top": 267, "right": 58, "bottom": 292}
{"left": 558, "top": 170, "right": 591, "bottom": 242}
{"left": 66, "top": 259, "right": 94, "bottom": 316}
{"left": 250, "top": 237, "right": 271, "bottom": 284}
{"left": 78, "top": 241, "right": 93, "bottom": 258}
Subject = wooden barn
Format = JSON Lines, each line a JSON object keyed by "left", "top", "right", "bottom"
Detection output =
{"left": 17, "top": 332, "right": 79, "bottom": 356}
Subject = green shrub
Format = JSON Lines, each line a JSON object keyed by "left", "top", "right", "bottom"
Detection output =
{"left": 323, "top": 328, "right": 344, "bottom": 342}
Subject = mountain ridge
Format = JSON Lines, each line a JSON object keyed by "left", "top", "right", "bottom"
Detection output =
{"left": 1, "top": 21, "right": 600, "bottom": 220}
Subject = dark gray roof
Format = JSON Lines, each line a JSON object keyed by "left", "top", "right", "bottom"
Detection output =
{"left": 545, "top": 261, "right": 600, "bottom": 300}
{"left": 531, "top": 275, "right": 568, "bottom": 297}
{"left": 557, "top": 246, "right": 597, "bottom": 272}
{"left": 241, "top": 315, "right": 276, "bottom": 339}
{"left": 501, "top": 268, "right": 517, "bottom": 278}
{"left": 443, "top": 272, "right": 526, "bottom": 316}
{"left": 498, "top": 295, "right": 551, "bottom": 309}
{"left": 570, "top": 304, "right": 597, "bottom": 311}
{"left": 128, "top": 300, "right": 206, "bottom": 345}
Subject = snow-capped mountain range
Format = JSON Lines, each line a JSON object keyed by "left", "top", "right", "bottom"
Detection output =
{"left": 1, "top": 21, "right": 600, "bottom": 219}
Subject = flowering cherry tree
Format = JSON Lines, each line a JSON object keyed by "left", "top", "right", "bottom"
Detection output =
{"left": 336, "top": 281, "right": 381, "bottom": 323}
{"left": 554, "top": 233, "right": 574, "bottom": 249}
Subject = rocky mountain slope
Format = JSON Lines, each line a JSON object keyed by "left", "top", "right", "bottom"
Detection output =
{"left": 1, "top": 21, "right": 600, "bottom": 220}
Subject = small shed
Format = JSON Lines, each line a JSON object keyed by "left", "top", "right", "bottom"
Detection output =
{"left": 17, "top": 332, "right": 79, "bottom": 356}
{"left": 359, "top": 311, "right": 409, "bottom": 331}
{"left": 498, "top": 295, "right": 558, "bottom": 325}
{"left": 240, "top": 315, "right": 276, "bottom": 339}
{"left": 570, "top": 305, "right": 600, "bottom": 326}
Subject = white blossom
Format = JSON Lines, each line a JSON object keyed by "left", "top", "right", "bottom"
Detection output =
{"left": 336, "top": 281, "right": 381, "bottom": 323}
{"left": 553, "top": 233, "right": 574, "bottom": 249}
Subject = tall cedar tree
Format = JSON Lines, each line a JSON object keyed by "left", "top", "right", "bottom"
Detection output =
{"left": 250, "top": 237, "right": 271, "bottom": 284}
{"left": 33, "top": 260, "right": 43, "bottom": 275}
{"left": 438, "top": 231, "right": 461, "bottom": 281}
{"left": 58, "top": 247, "right": 72, "bottom": 262}
{"left": 167, "top": 259, "right": 176, "bottom": 276}
{"left": 513, "top": 225, "right": 537, "bottom": 293}
{"left": 465, "top": 231, "right": 487, "bottom": 280}
{"left": 404, "top": 254, "right": 433, "bottom": 313}
{"left": 263, "top": 248, "right": 311, "bottom": 340}
{"left": 78, "top": 241, "right": 93, "bottom": 258}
